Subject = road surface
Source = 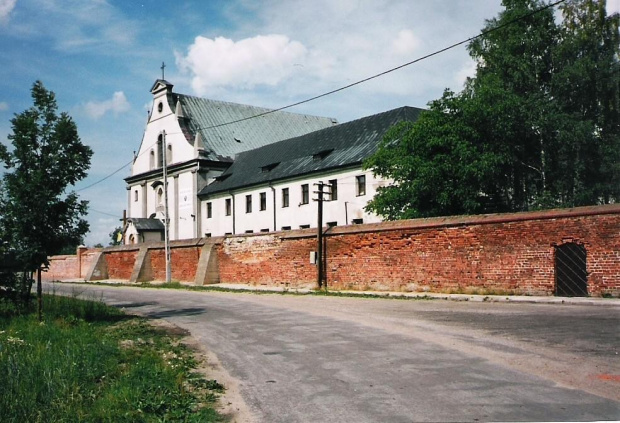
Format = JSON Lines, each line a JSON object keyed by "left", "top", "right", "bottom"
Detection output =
{"left": 47, "top": 282, "right": 620, "bottom": 422}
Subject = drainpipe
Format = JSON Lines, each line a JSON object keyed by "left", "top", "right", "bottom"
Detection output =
{"left": 270, "top": 184, "right": 276, "bottom": 232}
{"left": 229, "top": 190, "right": 236, "bottom": 234}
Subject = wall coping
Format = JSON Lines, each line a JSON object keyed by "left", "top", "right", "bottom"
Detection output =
{"left": 278, "top": 203, "right": 620, "bottom": 239}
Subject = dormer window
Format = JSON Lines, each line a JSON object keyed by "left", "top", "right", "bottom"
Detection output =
{"left": 313, "top": 149, "right": 334, "bottom": 161}
{"left": 261, "top": 162, "right": 280, "bottom": 173}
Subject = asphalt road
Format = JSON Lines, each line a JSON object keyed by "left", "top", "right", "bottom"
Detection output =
{"left": 47, "top": 282, "right": 620, "bottom": 422}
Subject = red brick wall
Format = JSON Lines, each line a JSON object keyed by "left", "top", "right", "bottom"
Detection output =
{"left": 79, "top": 250, "right": 100, "bottom": 279}
{"left": 45, "top": 205, "right": 620, "bottom": 297}
{"left": 44, "top": 255, "right": 79, "bottom": 281}
{"left": 148, "top": 246, "right": 201, "bottom": 282}
{"left": 218, "top": 234, "right": 317, "bottom": 286}
{"left": 105, "top": 249, "right": 138, "bottom": 280}
{"left": 217, "top": 205, "right": 620, "bottom": 296}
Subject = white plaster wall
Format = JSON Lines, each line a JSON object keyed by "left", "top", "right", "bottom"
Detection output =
{"left": 176, "top": 172, "right": 196, "bottom": 239}
{"left": 131, "top": 91, "right": 195, "bottom": 177}
{"left": 128, "top": 184, "right": 145, "bottom": 218}
{"left": 201, "top": 167, "right": 388, "bottom": 237}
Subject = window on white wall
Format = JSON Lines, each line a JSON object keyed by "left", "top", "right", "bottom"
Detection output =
{"left": 301, "top": 184, "right": 309, "bottom": 205}
{"left": 157, "top": 187, "right": 164, "bottom": 206}
{"left": 166, "top": 144, "right": 172, "bottom": 164}
{"left": 225, "top": 199, "right": 231, "bottom": 216}
{"left": 260, "top": 192, "right": 267, "bottom": 211}
{"left": 356, "top": 175, "right": 366, "bottom": 196}
{"left": 149, "top": 150, "right": 155, "bottom": 169}
{"left": 206, "top": 202, "right": 212, "bottom": 218}
{"left": 282, "top": 188, "right": 289, "bottom": 208}
{"left": 246, "top": 195, "right": 252, "bottom": 213}
{"left": 329, "top": 179, "right": 338, "bottom": 201}
{"left": 157, "top": 135, "right": 163, "bottom": 168}
{"left": 134, "top": 190, "right": 138, "bottom": 202}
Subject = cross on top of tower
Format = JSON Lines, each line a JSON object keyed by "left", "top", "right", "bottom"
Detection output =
{"left": 160, "top": 61, "right": 166, "bottom": 80}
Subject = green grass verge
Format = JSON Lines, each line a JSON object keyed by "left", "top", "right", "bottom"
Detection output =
{"left": 0, "top": 295, "right": 224, "bottom": 422}
{"left": 125, "top": 281, "right": 436, "bottom": 300}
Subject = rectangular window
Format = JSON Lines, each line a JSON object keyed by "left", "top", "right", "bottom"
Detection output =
{"left": 225, "top": 199, "right": 231, "bottom": 216}
{"left": 352, "top": 218, "right": 363, "bottom": 225}
{"left": 246, "top": 195, "right": 252, "bottom": 213}
{"left": 206, "top": 202, "right": 212, "bottom": 219}
{"left": 327, "top": 221, "right": 337, "bottom": 227}
{"left": 260, "top": 228, "right": 269, "bottom": 233}
{"left": 328, "top": 179, "right": 337, "bottom": 201}
{"left": 301, "top": 184, "right": 309, "bottom": 205}
{"left": 281, "top": 226, "right": 291, "bottom": 231}
{"left": 260, "top": 192, "right": 267, "bottom": 211}
{"left": 282, "top": 188, "right": 289, "bottom": 208}
{"left": 356, "top": 175, "right": 366, "bottom": 196}
{"left": 300, "top": 224, "right": 310, "bottom": 229}
{"left": 205, "top": 233, "right": 212, "bottom": 238}
{"left": 245, "top": 230, "right": 254, "bottom": 234}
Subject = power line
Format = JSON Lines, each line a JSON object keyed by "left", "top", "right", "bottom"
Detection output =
{"left": 89, "top": 208, "right": 122, "bottom": 218}
{"left": 186, "top": 0, "right": 567, "bottom": 132}
{"left": 75, "top": 0, "right": 567, "bottom": 192}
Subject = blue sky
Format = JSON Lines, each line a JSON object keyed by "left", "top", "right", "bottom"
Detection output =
{"left": 1, "top": 0, "right": 617, "bottom": 246}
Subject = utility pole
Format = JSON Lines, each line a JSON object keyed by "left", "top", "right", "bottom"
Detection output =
{"left": 162, "top": 130, "right": 171, "bottom": 283}
{"left": 314, "top": 181, "right": 330, "bottom": 289}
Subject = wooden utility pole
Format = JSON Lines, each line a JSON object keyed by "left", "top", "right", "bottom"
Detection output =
{"left": 316, "top": 182, "right": 324, "bottom": 288}
{"left": 163, "top": 130, "right": 171, "bottom": 283}
{"left": 314, "top": 181, "right": 331, "bottom": 289}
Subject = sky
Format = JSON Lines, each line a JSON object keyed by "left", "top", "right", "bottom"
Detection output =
{"left": 0, "top": 0, "right": 618, "bottom": 247}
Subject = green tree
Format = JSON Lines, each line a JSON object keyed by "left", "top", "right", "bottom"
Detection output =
{"left": 365, "top": 0, "right": 619, "bottom": 219}
{"left": 109, "top": 226, "right": 123, "bottom": 246}
{"left": 0, "top": 81, "right": 93, "bottom": 317}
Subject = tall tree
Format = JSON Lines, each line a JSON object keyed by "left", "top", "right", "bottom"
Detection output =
{"left": 0, "top": 81, "right": 92, "bottom": 317}
{"left": 365, "top": 0, "right": 619, "bottom": 219}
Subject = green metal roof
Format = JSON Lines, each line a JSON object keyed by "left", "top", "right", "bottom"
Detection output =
{"left": 175, "top": 93, "right": 338, "bottom": 162}
{"left": 198, "top": 106, "right": 424, "bottom": 196}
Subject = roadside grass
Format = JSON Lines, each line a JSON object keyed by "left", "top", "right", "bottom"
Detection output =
{"left": 129, "top": 280, "right": 437, "bottom": 300}
{"left": 0, "top": 294, "right": 224, "bottom": 422}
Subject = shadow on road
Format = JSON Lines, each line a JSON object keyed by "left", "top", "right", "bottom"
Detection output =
{"left": 143, "top": 307, "right": 207, "bottom": 319}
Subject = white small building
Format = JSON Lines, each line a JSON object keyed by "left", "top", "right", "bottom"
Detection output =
{"left": 124, "top": 79, "right": 338, "bottom": 243}
{"left": 198, "top": 107, "right": 423, "bottom": 236}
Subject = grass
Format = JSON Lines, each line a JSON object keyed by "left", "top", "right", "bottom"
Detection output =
{"left": 126, "top": 280, "right": 438, "bottom": 301}
{"left": 0, "top": 294, "right": 224, "bottom": 422}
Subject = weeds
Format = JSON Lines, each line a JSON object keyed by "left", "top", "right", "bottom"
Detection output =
{"left": 0, "top": 294, "right": 224, "bottom": 422}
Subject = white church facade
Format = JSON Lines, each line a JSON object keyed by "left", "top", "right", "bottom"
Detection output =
{"left": 124, "top": 79, "right": 423, "bottom": 243}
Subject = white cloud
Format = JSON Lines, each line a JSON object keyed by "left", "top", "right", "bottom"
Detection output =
{"left": 0, "top": 101, "right": 8, "bottom": 111}
{"left": 176, "top": 34, "right": 308, "bottom": 95}
{"left": 0, "top": 0, "right": 16, "bottom": 24}
{"left": 454, "top": 59, "right": 477, "bottom": 89}
{"left": 84, "top": 92, "right": 130, "bottom": 119}
{"left": 6, "top": 0, "right": 137, "bottom": 53}
{"left": 392, "top": 30, "right": 421, "bottom": 56}
{"left": 173, "top": 0, "right": 504, "bottom": 119}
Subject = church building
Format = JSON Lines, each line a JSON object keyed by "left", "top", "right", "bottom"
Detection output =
{"left": 124, "top": 79, "right": 422, "bottom": 242}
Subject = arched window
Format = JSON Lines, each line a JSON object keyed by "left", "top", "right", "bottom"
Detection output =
{"left": 157, "top": 186, "right": 164, "bottom": 206}
{"left": 149, "top": 150, "right": 155, "bottom": 170}
{"left": 157, "top": 134, "right": 163, "bottom": 168}
{"left": 167, "top": 144, "right": 172, "bottom": 164}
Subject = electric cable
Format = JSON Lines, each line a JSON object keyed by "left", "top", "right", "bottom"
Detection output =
{"left": 74, "top": 0, "right": 567, "bottom": 197}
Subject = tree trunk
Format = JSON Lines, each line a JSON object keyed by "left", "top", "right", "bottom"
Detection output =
{"left": 37, "top": 268, "right": 42, "bottom": 322}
